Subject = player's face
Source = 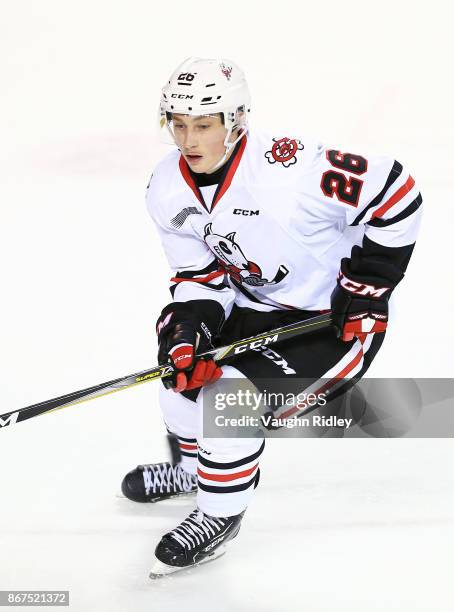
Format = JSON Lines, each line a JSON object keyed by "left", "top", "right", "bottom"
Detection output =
{"left": 171, "top": 114, "right": 232, "bottom": 173}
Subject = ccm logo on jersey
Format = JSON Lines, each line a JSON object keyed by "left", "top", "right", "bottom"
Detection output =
{"left": 234, "top": 334, "right": 279, "bottom": 354}
{"left": 233, "top": 208, "right": 259, "bottom": 216}
{"left": 338, "top": 272, "right": 390, "bottom": 298}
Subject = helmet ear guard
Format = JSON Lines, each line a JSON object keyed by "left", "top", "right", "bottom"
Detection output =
{"left": 218, "top": 106, "right": 248, "bottom": 168}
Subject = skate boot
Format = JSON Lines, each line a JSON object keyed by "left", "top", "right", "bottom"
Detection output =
{"left": 121, "top": 462, "right": 197, "bottom": 503}
{"left": 149, "top": 508, "right": 244, "bottom": 578}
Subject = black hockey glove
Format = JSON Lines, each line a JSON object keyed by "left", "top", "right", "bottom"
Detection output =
{"left": 331, "top": 245, "right": 404, "bottom": 342}
{"left": 156, "top": 300, "right": 224, "bottom": 392}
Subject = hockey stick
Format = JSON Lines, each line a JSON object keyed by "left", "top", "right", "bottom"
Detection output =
{"left": 0, "top": 313, "right": 332, "bottom": 429}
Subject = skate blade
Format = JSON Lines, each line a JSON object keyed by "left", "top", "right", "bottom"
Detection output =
{"left": 116, "top": 490, "right": 197, "bottom": 502}
{"left": 149, "top": 546, "right": 226, "bottom": 579}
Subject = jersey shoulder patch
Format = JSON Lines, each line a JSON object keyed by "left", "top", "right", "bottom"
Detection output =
{"left": 246, "top": 130, "right": 322, "bottom": 187}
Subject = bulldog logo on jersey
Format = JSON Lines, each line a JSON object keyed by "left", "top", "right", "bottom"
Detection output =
{"left": 265, "top": 137, "right": 304, "bottom": 168}
{"left": 204, "top": 223, "right": 289, "bottom": 287}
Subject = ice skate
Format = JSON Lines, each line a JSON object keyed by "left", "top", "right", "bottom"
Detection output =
{"left": 149, "top": 508, "right": 244, "bottom": 578}
{"left": 121, "top": 462, "right": 197, "bottom": 503}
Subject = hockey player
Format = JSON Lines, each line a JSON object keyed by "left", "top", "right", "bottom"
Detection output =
{"left": 121, "top": 57, "right": 422, "bottom": 577}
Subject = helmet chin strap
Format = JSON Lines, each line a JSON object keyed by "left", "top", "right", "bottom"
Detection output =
{"left": 208, "top": 126, "right": 248, "bottom": 172}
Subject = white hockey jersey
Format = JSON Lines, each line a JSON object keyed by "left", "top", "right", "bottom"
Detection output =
{"left": 146, "top": 131, "right": 422, "bottom": 315}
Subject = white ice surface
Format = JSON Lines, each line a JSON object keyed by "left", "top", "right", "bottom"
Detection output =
{"left": 1, "top": 1, "right": 454, "bottom": 610}
{"left": 1, "top": 404, "right": 453, "bottom": 611}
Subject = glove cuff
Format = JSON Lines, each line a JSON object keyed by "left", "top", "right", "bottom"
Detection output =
{"left": 156, "top": 300, "right": 225, "bottom": 342}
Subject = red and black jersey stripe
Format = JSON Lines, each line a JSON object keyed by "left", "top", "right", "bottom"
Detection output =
{"left": 169, "top": 260, "right": 228, "bottom": 297}
{"left": 367, "top": 192, "right": 422, "bottom": 228}
{"left": 351, "top": 160, "right": 403, "bottom": 226}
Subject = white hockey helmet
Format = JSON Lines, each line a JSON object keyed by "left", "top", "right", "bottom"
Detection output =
{"left": 159, "top": 57, "right": 251, "bottom": 169}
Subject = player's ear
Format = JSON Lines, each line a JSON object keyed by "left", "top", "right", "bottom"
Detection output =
{"left": 226, "top": 232, "right": 236, "bottom": 242}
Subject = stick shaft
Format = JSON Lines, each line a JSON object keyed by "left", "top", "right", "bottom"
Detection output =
{"left": 0, "top": 313, "right": 332, "bottom": 428}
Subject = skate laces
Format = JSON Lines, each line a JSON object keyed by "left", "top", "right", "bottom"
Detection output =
{"left": 142, "top": 463, "right": 197, "bottom": 496}
{"left": 169, "top": 509, "right": 227, "bottom": 550}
